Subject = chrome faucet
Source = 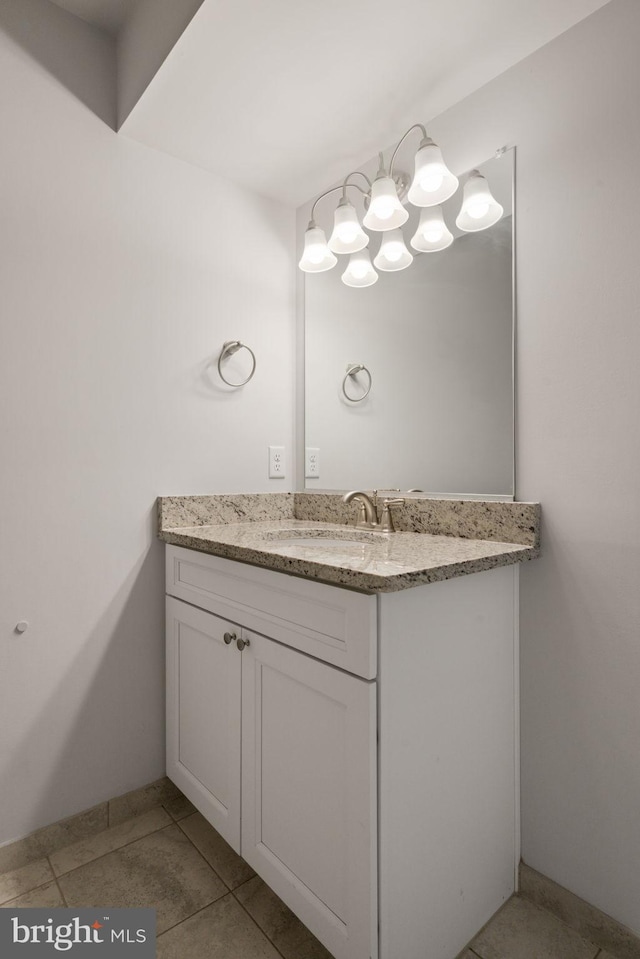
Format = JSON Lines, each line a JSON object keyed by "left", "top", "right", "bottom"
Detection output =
{"left": 343, "top": 490, "right": 405, "bottom": 532}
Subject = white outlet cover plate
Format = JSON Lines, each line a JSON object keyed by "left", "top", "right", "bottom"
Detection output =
{"left": 268, "top": 446, "right": 286, "bottom": 478}
{"left": 305, "top": 447, "right": 320, "bottom": 478}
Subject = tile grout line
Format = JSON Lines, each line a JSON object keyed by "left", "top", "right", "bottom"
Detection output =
{"left": 229, "top": 891, "right": 289, "bottom": 959}
{"left": 160, "top": 825, "right": 288, "bottom": 959}
{"left": 51, "top": 860, "right": 68, "bottom": 908}
{"left": 0, "top": 879, "right": 57, "bottom": 909}
{"left": 53, "top": 811, "right": 230, "bottom": 940}
{"left": 155, "top": 887, "right": 288, "bottom": 959}
{"left": 229, "top": 874, "right": 256, "bottom": 896}
{"left": 0, "top": 805, "right": 174, "bottom": 886}
{"left": 516, "top": 894, "right": 611, "bottom": 959}
{"left": 0, "top": 802, "right": 193, "bottom": 890}
{"left": 173, "top": 816, "right": 233, "bottom": 894}
{"left": 148, "top": 815, "right": 253, "bottom": 936}
{"left": 160, "top": 801, "right": 195, "bottom": 825}
{"left": 1, "top": 854, "right": 70, "bottom": 909}
{"left": 0, "top": 790, "right": 183, "bottom": 882}
{"left": 155, "top": 891, "right": 232, "bottom": 940}
{"left": 151, "top": 819, "right": 307, "bottom": 959}
{"left": 52, "top": 816, "right": 179, "bottom": 881}
{"left": 0, "top": 857, "right": 48, "bottom": 888}
{"left": 0, "top": 850, "right": 60, "bottom": 905}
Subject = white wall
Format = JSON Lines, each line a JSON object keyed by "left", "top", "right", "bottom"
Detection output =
{"left": 301, "top": 0, "right": 640, "bottom": 933}
{"left": 508, "top": 3, "right": 640, "bottom": 933}
{"left": 0, "top": 0, "right": 295, "bottom": 846}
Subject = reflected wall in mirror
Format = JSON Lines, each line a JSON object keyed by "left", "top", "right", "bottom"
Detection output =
{"left": 304, "top": 149, "right": 514, "bottom": 497}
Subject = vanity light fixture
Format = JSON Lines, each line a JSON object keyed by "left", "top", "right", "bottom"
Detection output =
{"left": 410, "top": 206, "right": 454, "bottom": 253}
{"left": 455, "top": 170, "right": 504, "bottom": 233}
{"left": 362, "top": 154, "right": 410, "bottom": 231}
{"left": 374, "top": 228, "right": 414, "bottom": 272}
{"left": 406, "top": 136, "right": 459, "bottom": 206}
{"left": 299, "top": 124, "right": 504, "bottom": 285}
{"left": 342, "top": 250, "right": 378, "bottom": 287}
{"left": 298, "top": 221, "right": 337, "bottom": 272}
{"left": 328, "top": 197, "right": 369, "bottom": 254}
{"left": 300, "top": 172, "right": 372, "bottom": 271}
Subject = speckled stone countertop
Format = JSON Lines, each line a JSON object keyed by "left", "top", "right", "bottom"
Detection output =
{"left": 158, "top": 493, "right": 540, "bottom": 594}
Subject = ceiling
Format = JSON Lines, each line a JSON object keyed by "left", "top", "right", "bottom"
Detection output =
{"left": 47, "top": 0, "right": 137, "bottom": 35}
{"left": 49, "top": 0, "right": 612, "bottom": 205}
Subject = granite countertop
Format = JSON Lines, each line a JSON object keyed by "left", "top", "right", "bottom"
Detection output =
{"left": 158, "top": 493, "right": 540, "bottom": 593}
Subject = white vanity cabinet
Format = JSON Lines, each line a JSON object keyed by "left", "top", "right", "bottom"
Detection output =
{"left": 165, "top": 546, "right": 377, "bottom": 959}
{"left": 165, "top": 543, "right": 519, "bottom": 959}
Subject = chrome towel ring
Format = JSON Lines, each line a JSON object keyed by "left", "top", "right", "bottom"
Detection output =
{"left": 217, "top": 341, "right": 256, "bottom": 388}
{"left": 342, "top": 363, "right": 372, "bottom": 403}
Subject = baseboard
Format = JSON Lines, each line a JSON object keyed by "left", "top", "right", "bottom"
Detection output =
{"left": 519, "top": 862, "right": 640, "bottom": 959}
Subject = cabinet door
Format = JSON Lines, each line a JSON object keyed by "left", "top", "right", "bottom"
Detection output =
{"left": 166, "top": 597, "right": 242, "bottom": 851}
{"left": 241, "top": 631, "right": 377, "bottom": 959}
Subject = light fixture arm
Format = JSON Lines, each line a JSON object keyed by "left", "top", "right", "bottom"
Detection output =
{"left": 341, "top": 170, "right": 372, "bottom": 199}
{"left": 389, "top": 123, "right": 428, "bottom": 177}
{"left": 310, "top": 180, "right": 370, "bottom": 222}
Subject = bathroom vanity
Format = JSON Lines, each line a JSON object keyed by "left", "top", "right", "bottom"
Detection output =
{"left": 159, "top": 492, "right": 540, "bottom": 959}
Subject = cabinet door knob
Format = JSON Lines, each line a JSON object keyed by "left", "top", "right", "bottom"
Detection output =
{"left": 223, "top": 632, "right": 236, "bottom": 645}
{"left": 236, "top": 637, "right": 250, "bottom": 651}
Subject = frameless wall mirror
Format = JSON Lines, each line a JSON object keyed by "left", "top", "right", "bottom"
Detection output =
{"left": 303, "top": 148, "right": 515, "bottom": 498}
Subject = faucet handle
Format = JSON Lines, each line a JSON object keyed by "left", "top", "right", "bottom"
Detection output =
{"left": 353, "top": 501, "right": 369, "bottom": 529}
{"left": 379, "top": 498, "right": 405, "bottom": 532}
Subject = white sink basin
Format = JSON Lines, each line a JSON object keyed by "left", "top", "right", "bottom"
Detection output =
{"left": 260, "top": 528, "right": 386, "bottom": 549}
{"left": 273, "top": 537, "right": 372, "bottom": 549}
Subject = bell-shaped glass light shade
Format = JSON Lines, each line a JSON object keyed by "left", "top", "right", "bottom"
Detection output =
{"left": 373, "top": 229, "right": 413, "bottom": 272}
{"left": 298, "top": 221, "right": 338, "bottom": 272}
{"left": 455, "top": 171, "right": 503, "bottom": 232}
{"left": 328, "top": 198, "right": 369, "bottom": 254}
{"left": 407, "top": 137, "right": 459, "bottom": 207}
{"left": 342, "top": 250, "right": 378, "bottom": 287}
{"left": 410, "top": 206, "right": 454, "bottom": 253}
{"left": 363, "top": 176, "right": 409, "bottom": 231}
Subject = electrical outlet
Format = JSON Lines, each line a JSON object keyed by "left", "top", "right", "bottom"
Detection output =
{"left": 268, "top": 446, "right": 286, "bottom": 478}
{"left": 305, "top": 447, "right": 320, "bottom": 478}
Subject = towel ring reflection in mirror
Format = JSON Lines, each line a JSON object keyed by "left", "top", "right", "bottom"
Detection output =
{"left": 342, "top": 363, "right": 372, "bottom": 403}
{"left": 217, "top": 341, "right": 256, "bottom": 388}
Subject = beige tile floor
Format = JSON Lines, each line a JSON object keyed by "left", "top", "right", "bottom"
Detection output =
{"left": 0, "top": 793, "right": 624, "bottom": 959}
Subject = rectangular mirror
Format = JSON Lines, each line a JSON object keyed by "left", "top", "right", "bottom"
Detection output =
{"left": 303, "top": 148, "right": 514, "bottom": 498}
